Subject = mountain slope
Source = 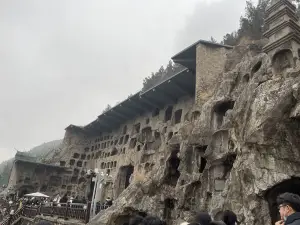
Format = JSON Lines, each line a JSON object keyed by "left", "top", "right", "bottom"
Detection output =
{"left": 0, "top": 139, "right": 62, "bottom": 185}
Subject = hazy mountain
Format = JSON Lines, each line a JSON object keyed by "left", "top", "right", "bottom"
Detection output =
{"left": 0, "top": 139, "right": 62, "bottom": 185}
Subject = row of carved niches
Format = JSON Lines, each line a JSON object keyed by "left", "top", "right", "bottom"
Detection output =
{"left": 83, "top": 104, "right": 191, "bottom": 156}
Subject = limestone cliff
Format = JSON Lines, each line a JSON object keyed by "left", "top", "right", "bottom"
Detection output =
{"left": 89, "top": 39, "right": 300, "bottom": 225}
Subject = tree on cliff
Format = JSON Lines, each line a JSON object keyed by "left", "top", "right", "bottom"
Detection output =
{"left": 102, "top": 104, "right": 112, "bottom": 113}
{"left": 222, "top": 0, "right": 270, "bottom": 45}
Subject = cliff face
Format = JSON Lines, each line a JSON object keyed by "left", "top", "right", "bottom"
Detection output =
{"left": 89, "top": 40, "right": 300, "bottom": 225}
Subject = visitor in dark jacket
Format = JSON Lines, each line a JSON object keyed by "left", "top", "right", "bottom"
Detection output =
{"left": 192, "top": 212, "right": 212, "bottom": 225}
{"left": 276, "top": 192, "right": 300, "bottom": 225}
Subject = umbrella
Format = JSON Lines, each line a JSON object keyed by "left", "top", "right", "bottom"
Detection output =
{"left": 24, "top": 192, "right": 49, "bottom": 198}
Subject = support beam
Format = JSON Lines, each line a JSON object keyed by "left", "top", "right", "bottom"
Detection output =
{"left": 97, "top": 119, "right": 116, "bottom": 130}
{"left": 101, "top": 114, "right": 123, "bottom": 124}
{"left": 110, "top": 109, "right": 131, "bottom": 120}
{"left": 139, "top": 96, "right": 162, "bottom": 109}
{"left": 128, "top": 99, "right": 151, "bottom": 112}
{"left": 117, "top": 104, "right": 139, "bottom": 117}
{"left": 171, "top": 80, "right": 194, "bottom": 96}
{"left": 153, "top": 88, "right": 177, "bottom": 103}
{"left": 168, "top": 80, "right": 189, "bottom": 95}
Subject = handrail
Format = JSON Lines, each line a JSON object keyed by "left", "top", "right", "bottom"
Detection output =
{"left": 1, "top": 206, "right": 24, "bottom": 225}
{"left": 0, "top": 202, "right": 110, "bottom": 224}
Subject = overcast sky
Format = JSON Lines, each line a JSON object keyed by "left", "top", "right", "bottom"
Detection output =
{"left": 0, "top": 0, "right": 255, "bottom": 162}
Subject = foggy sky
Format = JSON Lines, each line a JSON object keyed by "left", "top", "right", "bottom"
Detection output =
{"left": 0, "top": 0, "right": 252, "bottom": 162}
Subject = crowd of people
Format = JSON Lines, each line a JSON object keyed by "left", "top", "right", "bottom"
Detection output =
{"left": 125, "top": 192, "right": 300, "bottom": 225}
{"left": 3, "top": 192, "right": 300, "bottom": 225}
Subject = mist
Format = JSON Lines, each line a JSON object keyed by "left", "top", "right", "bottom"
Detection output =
{"left": 0, "top": 0, "right": 250, "bottom": 162}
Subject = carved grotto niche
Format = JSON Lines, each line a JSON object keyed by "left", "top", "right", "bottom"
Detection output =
{"left": 114, "top": 165, "right": 134, "bottom": 197}
{"left": 195, "top": 145, "right": 208, "bottom": 173}
{"left": 164, "top": 145, "right": 181, "bottom": 187}
{"left": 212, "top": 101, "right": 235, "bottom": 130}
{"left": 163, "top": 198, "right": 175, "bottom": 223}
{"left": 272, "top": 49, "right": 294, "bottom": 74}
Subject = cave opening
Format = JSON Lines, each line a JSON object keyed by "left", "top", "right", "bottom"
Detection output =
{"left": 115, "top": 165, "right": 134, "bottom": 197}
{"left": 213, "top": 101, "right": 235, "bottom": 129}
{"left": 164, "top": 146, "right": 180, "bottom": 187}
{"left": 163, "top": 198, "right": 175, "bottom": 222}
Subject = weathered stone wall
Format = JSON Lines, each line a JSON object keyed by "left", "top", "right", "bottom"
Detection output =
{"left": 7, "top": 161, "right": 69, "bottom": 197}
{"left": 87, "top": 40, "right": 300, "bottom": 225}
{"left": 56, "top": 95, "right": 196, "bottom": 201}
{"left": 195, "top": 44, "right": 231, "bottom": 105}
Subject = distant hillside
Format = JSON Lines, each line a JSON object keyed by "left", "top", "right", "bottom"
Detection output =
{"left": 0, "top": 139, "right": 62, "bottom": 186}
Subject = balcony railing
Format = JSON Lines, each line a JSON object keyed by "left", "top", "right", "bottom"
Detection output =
{"left": 0, "top": 202, "right": 111, "bottom": 225}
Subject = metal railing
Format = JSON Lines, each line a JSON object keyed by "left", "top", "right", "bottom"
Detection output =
{"left": 1, "top": 206, "right": 24, "bottom": 225}
{"left": 23, "top": 203, "right": 89, "bottom": 222}
{"left": 95, "top": 204, "right": 109, "bottom": 215}
{"left": 0, "top": 202, "right": 111, "bottom": 225}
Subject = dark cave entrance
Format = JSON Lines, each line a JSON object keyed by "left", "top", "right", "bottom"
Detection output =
{"left": 213, "top": 101, "right": 235, "bottom": 129}
{"left": 115, "top": 165, "right": 134, "bottom": 197}
{"left": 123, "top": 165, "right": 134, "bottom": 189}
{"left": 163, "top": 198, "right": 175, "bottom": 222}
{"left": 164, "top": 146, "right": 181, "bottom": 187}
{"left": 264, "top": 178, "right": 300, "bottom": 225}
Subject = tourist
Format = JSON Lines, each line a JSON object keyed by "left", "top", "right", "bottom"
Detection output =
{"left": 220, "top": 210, "right": 237, "bottom": 225}
{"left": 192, "top": 212, "right": 212, "bottom": 225}
{"left": 105, "top": 197, "right": 113, "bottom": 207}
{"left": 276, "top": 192, "right": 300, "bottom": 225}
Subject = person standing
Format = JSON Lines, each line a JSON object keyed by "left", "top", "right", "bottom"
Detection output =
{"left": 276, "top": 192, "right": 300, "bottom": 225}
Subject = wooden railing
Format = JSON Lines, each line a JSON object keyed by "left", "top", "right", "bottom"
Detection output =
{"left": 22, "top": 203, "right": 89, "bottom": 223}
{"left": 0, "top": 202, "right": 111, "bottom": 225}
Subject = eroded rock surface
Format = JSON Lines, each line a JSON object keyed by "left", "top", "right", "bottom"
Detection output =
{"left": 88, "top": 35, "right": 300, "bottom": 225}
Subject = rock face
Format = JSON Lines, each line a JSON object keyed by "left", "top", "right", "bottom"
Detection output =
{"left": 89, "top": 1, "right": 300, "bottom": 223}
{"left": 89, "top": 38, "right": 300, "bottom": 225}
{"left": 7, "top": 2, "right": 300, "bottom": 225}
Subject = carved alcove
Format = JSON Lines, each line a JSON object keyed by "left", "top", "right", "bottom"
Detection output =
{"left": 212, "top": 101, "right": 235, "bottom": 130}
{"left": 272, "top": 49, "right": 294, "bottom": 74}
{"left": 165, "top": 106, "right": 173, "bottom": 122}
{"left": 114, "top": 165, "right": 134, "bottom": 197}
{"left": 163, "top": 198, "right": 175, "bottom": 223}
{"left": 195, "top": 145, "right": 208, "bottom": 173}
{"left": 163, "top": 145, "right": 181, "bottom": 187}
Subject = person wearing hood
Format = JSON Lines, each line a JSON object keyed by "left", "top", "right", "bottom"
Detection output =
{"left": 276, "top": 192, "right": 300, "bottom": 225}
